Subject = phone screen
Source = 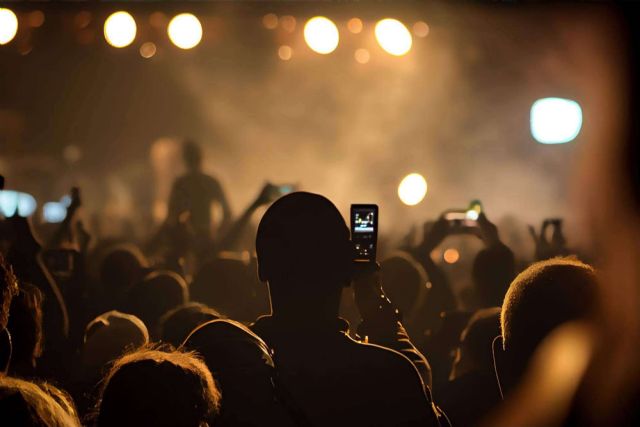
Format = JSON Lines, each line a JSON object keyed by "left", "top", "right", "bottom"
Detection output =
{"left": 351, "top": 204, "right": 378, "bottom": 261}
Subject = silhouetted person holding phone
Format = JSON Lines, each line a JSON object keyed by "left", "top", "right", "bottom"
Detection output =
{"left": 167, "top": 140, "right": 232, "bottom": 244}
{"left": 252, "top": 192, "right": 439, "bottom": 426}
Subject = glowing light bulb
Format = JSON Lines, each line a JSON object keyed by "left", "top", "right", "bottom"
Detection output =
{"left": 398, "top": 173, "right": 428, "bottom": 206}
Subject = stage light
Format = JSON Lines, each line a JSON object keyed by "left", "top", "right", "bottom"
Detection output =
{"left": 43, "top": 202, "right": 67, "bottom": 223}
{"left": 0, "top": 190, "right": 36, "bottom": 217}
{"left": 398, "top": 173, "right": 428, "bottom": 206}
{"left": 74, "top": 11, "right": 92, "bottom": 29}
{"left": 347, "top": 18, "right": 363, "bottom": 34}
{"left": 104, "top": 11, "right": 136, "bottom": 48}
{"left": 140, "top": 42, "right": 157, "bottom": 58}
{"left": 354, "top": 48, "right": 370, "bottom": 64}
{"left": 168, "top": 13, "right": 202, "bottom": 49}
{"left": 444, "top": 248, "right": 460, "bottom": 264}
{"left": 0, "top": 8, "right": 18, "bottom": 45}
{"left": 278, "top": 45, "right": 292, "bottom": 61}
{"left": 531, "top": 97, "right": 582, "bottom": 144}
{"left": 413, "top": 21, "right": 429, "bottom": 38}
{"left": 263, "top": 13, "right": 278, "bottom": 30}
{"left": 375, "top": 19, "right": 412, "bottom": 56}
{"left": 28, "top": 11, "right": 45, "bottom": 28}
{"left": 304, "top": 17, "right": 339, "bottom": 55}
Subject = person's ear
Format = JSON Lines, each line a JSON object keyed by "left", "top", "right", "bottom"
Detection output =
{"left": 492, "top": 335, "right": 506, "bottom": 399}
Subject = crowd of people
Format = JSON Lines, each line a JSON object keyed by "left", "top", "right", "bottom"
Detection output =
{"left": 0, "top": 135, "right": 632, "bottom": 427}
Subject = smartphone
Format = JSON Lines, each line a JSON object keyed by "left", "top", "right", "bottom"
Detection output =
{"left": 350, "top": 204, "right": 378, "bottom": 262}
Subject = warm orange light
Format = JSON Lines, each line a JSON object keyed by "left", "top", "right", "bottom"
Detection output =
{"left": 354, "top": 48, "right": 370, "bottom": 64}
{"left": 280, "top": 15, "right": 296, "bottom": 33}
{"left": 140, "top": 42, "right": 157, "bottom": 58}
{"left": 413, "top": 21, "right": 429, "bottom": 38}
{"left": 347, "top": 18, "right": 363, "bottom": 34}
{"left": 263, "top": 13, "right": 278, "bottom": 30}
{"left": 444, "top": 249, "right": 460, "bottom": 264}
{"left": 278, "top": 45, "right": 292, "bottom": 61}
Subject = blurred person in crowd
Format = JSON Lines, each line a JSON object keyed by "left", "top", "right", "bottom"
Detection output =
{"left": 184, "top": 319, "right": 297, "bottom": 426}
{"left": 0, "top": 254, "right": 19, "bottom": 375}
{"left": 439, "top": 307, "right": 502, "bottom": 427}
{"left": 493, "top": 258, "right": 597, "bottom": 398}
{"left": 70, "top": 310, "right": 149, "bottom": 416}
{"left": 127, "top": 270, "right": 188, "bottom": 337}
{"left": 251, "top": 192, "right": 439, "bottom": 426}
{"left": 7, "top": 283, "right": 43, "bottom": 378}
{"left": 167, "top": 139, "right": 232, "bottom": 254}
{"left": 95, "top": 346, "right": 220, "bottom": 427}
{"left": 98, "top": 244, "right": 149, "bottom": 313}
{"left": 0, "top": 376, "right": 81, "bottom": 426}
{"left": 378, "top": 252, "right": 431, "bottom": 341}
{"left": 158, "top": 302, "right": 222, "bottom": 347}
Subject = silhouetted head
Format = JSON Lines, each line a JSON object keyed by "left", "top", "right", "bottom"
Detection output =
{"left": 8, "top": 283, "right": 43, "bottom": 377}
{"left": 256, "top": 192, "right": 353, "bottom": 319}
{"left": 380, "top": 252, "right": 428, "bottom": 316}
{"left": 158, "top": 302, "right": 222, "bottom": 347}
{"left": 472, "top": 244, "right": 516, "bottom": 308}
{"left": 451, "top": 307, "right": 501, "bottom": 379}
{"left": 0, "top": 377, "right": 81, "bottom": 426}
{"left": 494, "top": 258, "right": 597, "bottom": 395}
{"left": 183, "top": 139, "right": 203, "bottom": 172}
{"left": 99, "top": 245, "right": 148, "bottom": 305}
{"left": 97, "top": 347, "right": 219, "bottom": 427}
{"left": 184, "top": 319, "right": 294, "bottom": 425}
{"left": 128, "top": 270, "right": 189, "bottom": 335}
{"left": 82, "top": 311, "right": 149, "bottom": 370}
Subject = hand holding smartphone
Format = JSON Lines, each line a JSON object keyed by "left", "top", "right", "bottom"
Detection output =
{"left": 351, "top": 204, "right": 378, "bottom": 262}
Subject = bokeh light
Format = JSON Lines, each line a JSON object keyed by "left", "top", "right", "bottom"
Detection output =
{"left": 278, "top": 45, "right": 293, "bottom": 61}
{"left": 263, "top": 13, "right": 278, "bottom": 30}
{"left": 168, "top": 13, "right": 202, "bottom": 49}
{"left": 43, "top": 202, "right": 67, "bottom": 223}
{"left": 304, "top": 16, "right": 339, "bottom": 55}
{"left": 347, "top": 18, "right": 363, "bottom": 34}
{"left": 28, "top": 10, "right": 45, "bottom": 28}
{"left": 354, "top": 48, "right": 370, "bottom": 64}
{"left": 444, "top": 249, "right": 460, "bottom": 264}
{"left": 398, "top": 173, "right": 428, "bottom": 206}
{"left": 63, "top": 145, "right": 82, "bottom": 163}
{"left": 140, "top": 42, "right": 157, "bottom": 59}
{"left": 280, "top": 15, "right": 296, "bottom": 33}
{"left": 74, "top": 11, "right": 92, "bottom": 29}
{"left": 0, "top": 8, "right": 18, "bottom": 45}
{"left": 375, "top": 18, "right": 412, "bottom": 56}
{"left": 531, "top": 97, "right": 583, "bottom": 144}
{"left": 413, "top": 21, "right": 429, "bottom": 38}
{"left": 104, "top": 11, "right": 137, "bottom": 48}
{"left": 0, "top": 191, "right": 36, "bottom": 217}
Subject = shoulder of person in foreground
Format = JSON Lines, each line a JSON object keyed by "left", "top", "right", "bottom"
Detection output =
{"left": 346, "top": 335, "right": 441, "bottom": 426}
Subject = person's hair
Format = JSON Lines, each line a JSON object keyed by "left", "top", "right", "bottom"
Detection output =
{"left": 99, "top": 245, "right": 148, "bottom": 296}
{"left": 183, "top": 139, "right": 203, "bottom": 171}
{"left": 256, "top": 192, "right": 353, "bottom": 287}
{"left": 0, "top": 254, "right": 19, "bottom": 331}
{"left": 380, "top": 252, "right": 427, "bottom": 315}
{"left": 37, "top": 382, "right": 79, "bottom": 422}
{"left": 472, "top": 244, "right": 516, "bottom": 307}
{"left": 8, "top": 282, "right": 43, "bottom": 375}
{"left": 158, "top": 302, "right": 222, "bottom": 347}
{"left": 82, "top": 311, "right": 149, "bottom": 369}
{"left": 0, "top": 377, "right": 81, "bottom": 427}
{"left": 96, "top": 346, "right": 220, "bottom": 427}
{"left": 501, "top": 257, "right": 597, "bottom": 361}
{"left": 128, "top": 270, "right": 189, "bottom": 335}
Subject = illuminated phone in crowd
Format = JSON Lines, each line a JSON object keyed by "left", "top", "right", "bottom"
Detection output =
{"left": 444, "top": 200, "right": 483, "bottom": 232}
{"left": 350, "top": 204, "right": 378, "bottom": 262}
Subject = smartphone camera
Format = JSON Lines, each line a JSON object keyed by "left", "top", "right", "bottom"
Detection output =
{"left": 351, "top": 204, "right": 378, "bottom": 262}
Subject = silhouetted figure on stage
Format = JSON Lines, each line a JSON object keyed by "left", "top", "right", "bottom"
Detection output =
{"left": 168, "top": 140, "right": 232, "bottom": 243}
{"left": 251, "top": 192, "right": 439, "bottom": 427}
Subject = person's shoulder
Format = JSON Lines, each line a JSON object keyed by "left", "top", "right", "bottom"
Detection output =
{"left": 344, "top": 335, "right": 424, "bottom": 380}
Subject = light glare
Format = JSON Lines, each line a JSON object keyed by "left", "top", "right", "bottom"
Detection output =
{"left": 0, "top": 8, "right": 18, "bottom": 45}
{"left": 531, "top": 97, "right": 583, "bottom": 144}
{"left": 304, "top": 16, "right": 339, "bottom": 55}
{"left": 375, "top": 19, "right": 412, "bottom": 56}
{"left": 104, "top": 11, "right": 137, "bottom": 48}
{"left": 168, "top": 13, "right": 202, "bottom": 49}
{"left": 444, "top": 249, "right": 460, "bottom": 264}
{"left": 0, "top": 191, "right": 37, "bottom": 217}
{"left": 398, "top": 173, "right": 428, "bottom": 206}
